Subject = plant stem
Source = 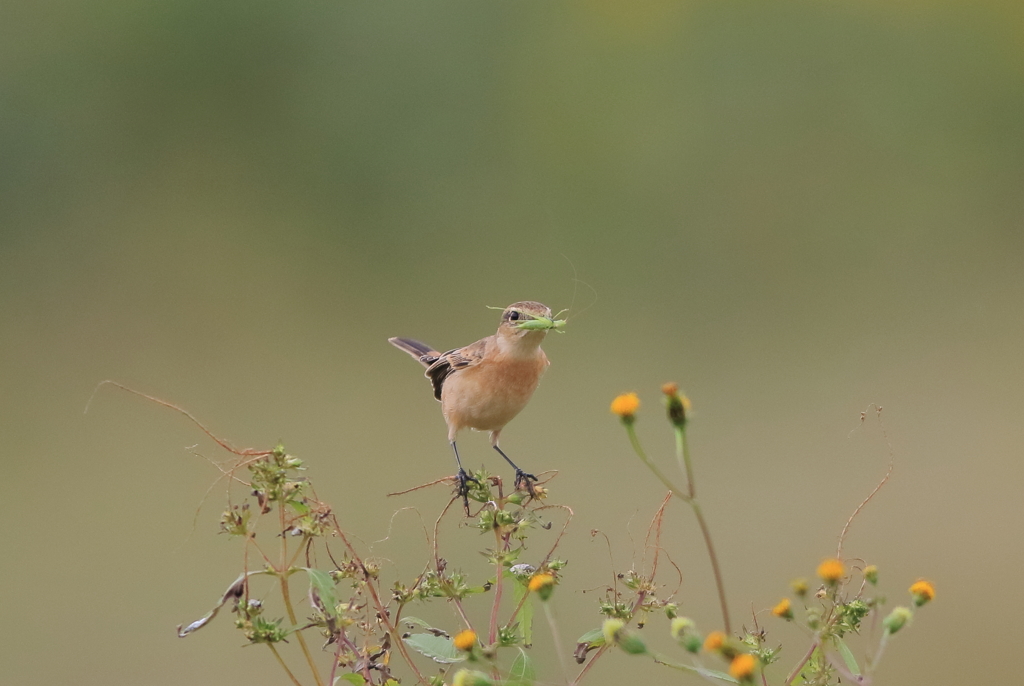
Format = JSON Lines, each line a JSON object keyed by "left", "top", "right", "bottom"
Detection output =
{"left": 570, "top": 644, "right": 609, "bottom": 686}
{"left": 869, "top": 628, "right": 891, "bottom": 672}
{"left": 626, "top": 424, "right": 687, "bottom": 500}
{"left": 332, "top": 521, "right": 432, "bottom": 686}
{"left": 786, "top": 638, "right": 820, "bottom": 684}
{"left": 279, "top": 503, "right": 325, "bottom": 686}
{"left": 488, "top": 528, "right": 505, "bottom": 645}
{"left": 689, "top": 498, "right": 731, "bottom": 634}
{"left": 542, "top": 601, "right": 570, "bottom": 683}
{"left": 328, "top": 631, "right": 345, "bottom": 686}
{"left": 676, "top": 426, "right": 696, "bottom": 499}
{"left": 626, "top": 423, "right": 731, "bottom": 634}
{"left": 268, "top": 643, "right": 305, "bottom": 686}
{"left": 280, "top": 572, "right": 325, "bottom": 686}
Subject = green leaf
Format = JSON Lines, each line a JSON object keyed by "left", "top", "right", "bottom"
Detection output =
{"left": 576, "top": 628, "right": 605, "bottom": 648}
{"left": 694, "top": 667, "right": 738, "bottom": 683}
{"left": 335, "top": 675, "right": 366, "bottom": 686}
{"left": 304, "top": 568, "right": 338, "bottom": 620}
{"left": 398, "top": 616, "right": 434, "bottom": 630}
{"left": 289, "top": 500, "right": 311, "bottom": 515}
{"left": 512, "top": 579, "right": 533, "bottom": 645}
{"left": 506, "top": 648, "right": 535, "bottom": 686}
{"left": 834, "top": 637, "right": 861, "bottom": 676}
{"left": 403, "top": 633, "right": 465, "bottom": 664}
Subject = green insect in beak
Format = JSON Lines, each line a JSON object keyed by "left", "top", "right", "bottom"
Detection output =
{"left": 487, "top": 306, "right": 568, "bottom": 333}
{"left": 514, "top": 313, "right": 567, "bottom": 332}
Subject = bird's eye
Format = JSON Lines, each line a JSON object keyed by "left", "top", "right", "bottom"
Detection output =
{"left": 508, "top": 311, "right": 520, "bottom": 321}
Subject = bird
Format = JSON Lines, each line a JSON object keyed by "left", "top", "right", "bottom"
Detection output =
{"left": 389, "top": 301, "right": 555, "bottom": 507}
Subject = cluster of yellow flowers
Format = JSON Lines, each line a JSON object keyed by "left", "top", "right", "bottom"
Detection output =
{"left": 701, "top": 629, "right": 757, "bottom": 681}
{"left": 610, "top": 386, "right": 693, "bottom": 422}
{"left": 604, "top": 388, "right": 936, "bottom": 685}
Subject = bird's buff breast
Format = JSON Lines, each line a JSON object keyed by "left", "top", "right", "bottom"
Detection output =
{"left": 441, "top": 353, "right": 548, "bottom": 432}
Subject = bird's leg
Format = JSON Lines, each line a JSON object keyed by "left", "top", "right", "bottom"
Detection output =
{"left": 450, "top": 441, "right": 479, "bottom": 514}
{"left": 492, "top": 445, "right": 537, "bottom": 495}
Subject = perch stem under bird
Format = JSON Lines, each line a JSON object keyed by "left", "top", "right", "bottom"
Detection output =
{"left": 389, "top": 301, "right": 562, "bottom": 512}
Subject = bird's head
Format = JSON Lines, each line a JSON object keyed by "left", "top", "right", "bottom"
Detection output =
{"left": 495, "top": 301, "right": 565, "bottom": 344}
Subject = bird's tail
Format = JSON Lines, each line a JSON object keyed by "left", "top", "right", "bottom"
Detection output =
{"left": 388, "top": 337, "right": 440, "bottom": 368}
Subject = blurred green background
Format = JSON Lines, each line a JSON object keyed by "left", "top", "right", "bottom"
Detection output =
{"left": 3, "top": 1, "right": 1022, "bottom": 683}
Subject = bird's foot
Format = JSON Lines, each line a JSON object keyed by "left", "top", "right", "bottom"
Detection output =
{"left": 455, "top": 468, "right": 481, "bottom": 514}
{"left": 514, "top": 469, "right": 538, "bottom": 496}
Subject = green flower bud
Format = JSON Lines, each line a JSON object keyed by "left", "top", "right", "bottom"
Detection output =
{"left": 452, "top": 669, "right": 492, "bottom": 686}
{"left": 618, "top": 632, "right": 648, "bottom": 655}
{"left": 670, "top": 617, "right": 694, "bottom": 641}
{"left": 601, "top": 618, "right": 625, "bottom": 645}
{"left": 601, "top": 618, "right": 647, "bottom": 655}
{"left": 883, "top": 606, "right": 913, "bottom": 634}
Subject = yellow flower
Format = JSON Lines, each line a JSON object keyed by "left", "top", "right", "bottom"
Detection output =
{"left": 703, "top": 630, "right": 726, "bottom": 652}
{"left": 729, "top": 653, "right": 757, "bottom": 681}
{"left": 863, "top": 564, "right": 879, "bottom": 585}
{"left": 771, "top": 598, "right": 792, "bottom": 619}
{"left": 817, "top": 558, "right": 845, "bottom": 584}
{"left": 790, "top": 577, "right": 808, "bottom": 597}
{"left": 910, "top": 579, "right": 935, "bottom": 606}
{"left": 453, "top": 629, "right": 477, "bottom": 651}
{"left": 528, "top": 573, "right": 554, "bottom": 592}
{"left": 611, "top": 393, "right": 640, "bottom": 419}
{"left": 661, "top": 382, "right": 678, "bottom": 396}
{"left": 528, "top": 573, "right": 555, "bottom": 600}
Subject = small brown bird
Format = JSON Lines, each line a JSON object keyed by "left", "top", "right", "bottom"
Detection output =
{"left": 389, "top": 301, "right": 556, "bottom": 503}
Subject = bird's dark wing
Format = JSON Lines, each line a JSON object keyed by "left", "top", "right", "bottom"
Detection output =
{"left": 424, "top": 337, "right": 488, "bottom": 400}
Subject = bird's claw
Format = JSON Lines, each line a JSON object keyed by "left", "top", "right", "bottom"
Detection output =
{"left": 456, "top": 469, "right": 480, "bottom": 514}
{"left": 514, "top": 469, "right": 538, "bottom": 496}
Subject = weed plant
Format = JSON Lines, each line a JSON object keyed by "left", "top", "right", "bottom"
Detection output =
{"left": 99, "top": 381, "right": 933, "bottom": 686}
